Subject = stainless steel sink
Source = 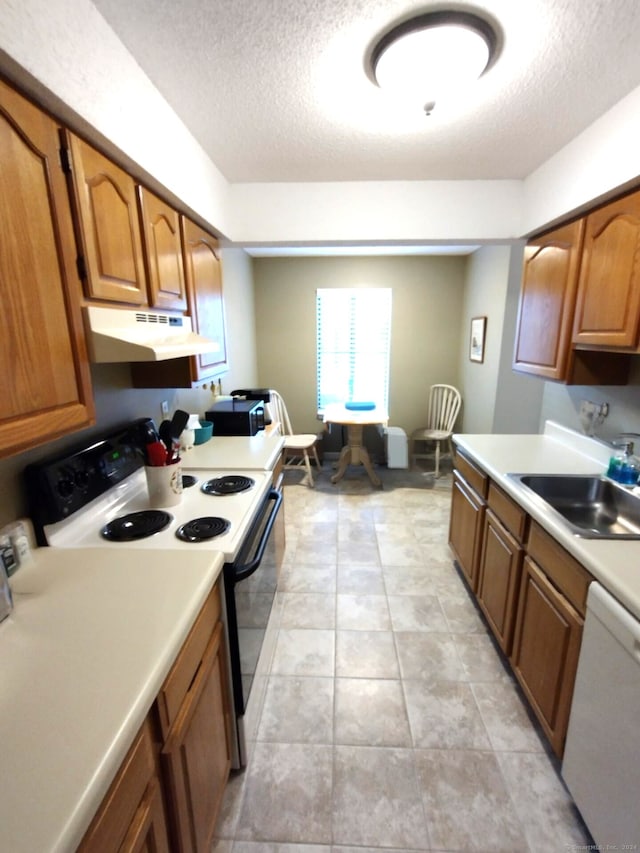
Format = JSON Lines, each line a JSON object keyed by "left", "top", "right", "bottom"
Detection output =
{"left": 508, "top": 474, "right": 640, "bottom": 539}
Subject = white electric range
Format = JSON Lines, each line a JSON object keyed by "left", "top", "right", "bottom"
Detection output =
{"left": 25, "top": 419, "right": 283, "bottom": 768}
{"left": 41, "top": 467, "right": 271, "bottom": 561}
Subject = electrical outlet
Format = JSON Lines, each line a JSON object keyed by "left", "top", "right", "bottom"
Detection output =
{"left": 160, "top": 400, "right": 169, "bottom": 419}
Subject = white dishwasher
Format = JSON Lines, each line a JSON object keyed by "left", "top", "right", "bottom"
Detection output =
{"left": 562, "top": 581, "right": 640, "bottom": 847}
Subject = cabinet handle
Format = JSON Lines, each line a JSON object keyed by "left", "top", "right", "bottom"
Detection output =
{"left": 187, "top": 659, "right": 203, "bottom": 693}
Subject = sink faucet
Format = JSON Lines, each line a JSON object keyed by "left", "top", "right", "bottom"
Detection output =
{"left": 612, "top": 432, "right": 640, "bottom": 454}
{"left": 611, "top": 438, "right": 634, "bottom": 454}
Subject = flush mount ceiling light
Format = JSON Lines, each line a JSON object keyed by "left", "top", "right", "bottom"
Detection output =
{"left": 370, "top": 10, "right": 498, "bottom": 114}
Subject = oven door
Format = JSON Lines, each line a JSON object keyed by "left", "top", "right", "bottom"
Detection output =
{"left": 223, "top": 486, "right": 283, "bottom": 765}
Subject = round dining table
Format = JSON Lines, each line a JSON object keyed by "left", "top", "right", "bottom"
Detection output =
{"left": 322, "top": 403, "right": 389, "bottom": 486}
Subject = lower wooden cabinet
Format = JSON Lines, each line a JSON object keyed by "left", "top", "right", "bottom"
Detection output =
{"left": 477, "top": 510, "right": 523, "bottom": 655}
{"left": 511, "top": 555, "right": 583, "bottom": 757}
{"left": 78, "top": 718, "right": 170, "bottom": 853}
{"left": 161, "top": 621, "right": 232, "bottom": 852}
{"left": 120, "top": 777, "right": 170, "bottom": 853}
{"left": 449, "top": 470, "right": 485, "bottom": 591}
{"left": 157, "top": 581, "right": 233, "bottom": 853}
{"left": 449, "top": 450, "right": 592, "bottom": 759}
{"left": 80, "top": 580, "right": 233, "bottom": 852}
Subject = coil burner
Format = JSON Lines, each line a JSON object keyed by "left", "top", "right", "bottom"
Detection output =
{"left": 101, "top": 510, "right": 172, "bottom": 541}
{"left": 175, "top": 516, "right": 231, "bottom": 542}
{"left": 201, "top": 475, "right": 255, "bottom": 496}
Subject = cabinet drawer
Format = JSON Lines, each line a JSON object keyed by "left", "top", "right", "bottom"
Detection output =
{"left": 488, "top": 481, "right": 528, "bottom": 543}
{"left": 454, "top": 450, "right": 488, "bottom": 498}
{"left": 78, "top": 717, "right": 155, "bottom": 851}
{"left": 157, "top": 582, "right": 221, "bottom": 737}
{"left": 527, "top": 522, "right": 592, "bottom": 616}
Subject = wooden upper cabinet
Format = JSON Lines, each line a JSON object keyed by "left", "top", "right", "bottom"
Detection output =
{"left": 138, "top": 186, "right": 187, "bottom": 311}
{"left": 0, "top": 79, "right": 94, "bottom": 459}
{"left": 513, "top": 220, "right": 584, "bottom": 380}
{"left": 181, "top": 217, "right": 228, "bottom": 380}
{"left": 64, "top": 131, "right": 148, "bottom": 305}
{"left": 573, "top": 189, "right": 640, "bottom": 348}
{"left": 132, "top": 217, "right": 228, "bottom": 387}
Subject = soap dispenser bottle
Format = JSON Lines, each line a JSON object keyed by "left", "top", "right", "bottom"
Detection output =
{"left": 607, "top": 445, "right": 625, "bottom": 481}
{"left": 607, "top": 440, "right": 636, "bottom": 484}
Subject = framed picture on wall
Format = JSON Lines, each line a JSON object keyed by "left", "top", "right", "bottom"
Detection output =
{"left": 469, "top": 316, "right": 487, "bottom": 363}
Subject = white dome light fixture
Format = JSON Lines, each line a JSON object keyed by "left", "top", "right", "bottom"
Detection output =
{"left": 370, "top": 10, "right": 498, "bottom": 115}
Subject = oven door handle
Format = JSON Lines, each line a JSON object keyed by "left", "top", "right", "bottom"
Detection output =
{"left": 233, "top": 488, "right": 282, "bottom": 582}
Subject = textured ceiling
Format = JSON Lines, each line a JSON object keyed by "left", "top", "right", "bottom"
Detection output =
{"left": 92, "top": 0, "right": 640, "bottom": 183}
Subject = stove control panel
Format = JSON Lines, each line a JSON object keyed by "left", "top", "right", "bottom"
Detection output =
{"left": 25, "top": 422, "right": 148, "bottom": 539}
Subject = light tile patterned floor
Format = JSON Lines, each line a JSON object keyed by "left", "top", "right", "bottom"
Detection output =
{"left": 213, "top": 463, "right": 592, "bottom": 852}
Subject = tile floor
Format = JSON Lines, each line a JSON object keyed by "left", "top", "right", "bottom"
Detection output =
{"left": 213, "top": 462, "right": 592, "bottom": 852}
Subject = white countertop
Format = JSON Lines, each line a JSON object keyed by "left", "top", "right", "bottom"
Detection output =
{"left": 454, "top": 421, "right": 640, "bottom": 622}
{"left": 181, "top": 430, "right": 284, "bottom": 471}
{"left": 0, "top": 547, "right": 223, "bottom": 853}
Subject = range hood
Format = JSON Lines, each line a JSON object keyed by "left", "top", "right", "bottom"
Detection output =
{"left": 84, "top": 306, "right": 220, "bottom": 363}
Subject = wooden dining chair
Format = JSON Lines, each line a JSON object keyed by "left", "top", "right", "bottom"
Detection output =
{"left": 410, "top": 384, "right": 462, "bottom": 477}
{"left": 269, "top": 389, "right": 321, "bottom": 486}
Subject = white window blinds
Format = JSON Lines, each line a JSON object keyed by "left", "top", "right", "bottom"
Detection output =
{"left": 316, "top": 288, "right": 392, "bottom": 413}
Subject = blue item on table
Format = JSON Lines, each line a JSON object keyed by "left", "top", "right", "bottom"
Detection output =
{"left": 345, "top": 401, "right": 376, "bottom": 411}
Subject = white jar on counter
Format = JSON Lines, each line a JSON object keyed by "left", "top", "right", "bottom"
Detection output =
{"left": 180, "top": 414, "right": 201, "bottom": 453}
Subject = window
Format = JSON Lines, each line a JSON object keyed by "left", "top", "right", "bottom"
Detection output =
{"left": 316, "top": 288, "right": 392, "bottom": 413}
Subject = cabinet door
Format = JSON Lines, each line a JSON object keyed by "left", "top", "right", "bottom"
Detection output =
{"left": 181, "top": 217, "right": 228, "bottom": 380}
{"left": 573, "top": 190, "right": 640, "bottom": 347}
{"left": 120, "top": 777, "right": 170, "bottom": 853}
{"left": 138, "top": 187, "right": 187, "bottom": 311}
{"left": 513, "top": 220, "right": 584, "bottom": 380}
{"left": 78, "top": 718, "right": 169, "bottom": 853}
{"left": 510, "top": 556, "right": 583, "bottom": 758}
{"left": 65, "top": 132, "right": 147, "bottom": 305}
{"left": 162, "top": 621, "right": 232, "bottom": 853}
{"left": 448, "top": 471, "right": 486, "bottom": 592}
{"left": 477, "top": 510, "right": 523, "bottom": 655}
{"left": 0, "top": 80, "right": 94, "bottom": 459}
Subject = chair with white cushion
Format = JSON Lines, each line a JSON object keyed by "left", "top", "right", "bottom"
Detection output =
{"left": 410, "top": 384, "right": 462, "bottom": 477}
{"left": 269, "top": 389, "right": 321, "bottom": 486}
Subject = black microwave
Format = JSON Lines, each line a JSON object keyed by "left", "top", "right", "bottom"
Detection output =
{"left": 205, "top": 400, "right": 265, "bottom": 436}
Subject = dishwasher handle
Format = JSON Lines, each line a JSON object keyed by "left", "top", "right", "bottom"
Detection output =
{"left": 587, "top": 582, "right": 640, "bottom": 661}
